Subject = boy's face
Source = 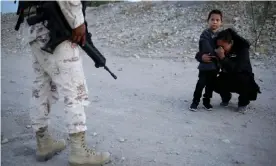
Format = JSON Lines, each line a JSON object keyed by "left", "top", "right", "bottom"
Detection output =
{"left": 208, "top": 14, "right": 222, "bottom": 31}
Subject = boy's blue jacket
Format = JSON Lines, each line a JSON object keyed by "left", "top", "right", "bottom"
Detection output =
{"left": 195, "top": 28, "right": 219, "bottom": 71}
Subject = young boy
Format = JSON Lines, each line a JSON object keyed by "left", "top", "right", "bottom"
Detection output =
{"left": 189, "top": 9, "right": 223, "bottom": 111}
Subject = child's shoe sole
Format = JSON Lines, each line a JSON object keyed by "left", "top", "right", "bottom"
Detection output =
{"left": 189, "top": 107, "right": 197, "bottom": 112}
{"left": 204, "top": 106, "right": 213, "bottom": 111}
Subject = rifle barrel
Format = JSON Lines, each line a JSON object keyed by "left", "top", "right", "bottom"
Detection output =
{"left": 104, "top": 66, "right": 117, "bottom": 80}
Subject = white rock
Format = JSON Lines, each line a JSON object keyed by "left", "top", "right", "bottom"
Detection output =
{"left": 118, "top": 138, "right": 127, "bottom": 142}
{"left": 222, "top": 139, "right": 230, "bottom": 143}
{"left": 1, "top": 138, "right": 9, "bottom": 144}
{"left": 233, "top": 17, "right": 240, "bottom": 21}
{"left": 134, "top": 54, "right": 140, "bottom": 59}
{"left": 150, "top": 159, "right": 157, "bottom": 162}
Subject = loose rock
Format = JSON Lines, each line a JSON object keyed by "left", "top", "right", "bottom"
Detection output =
{"left": 1, "top": 138, "right": 9, "bottom": 144}
{"left": 118, "top": 138, "right": 127, "bottom": 142}
{"left": 222, "top": 139, "right": 231, "bottom": 144}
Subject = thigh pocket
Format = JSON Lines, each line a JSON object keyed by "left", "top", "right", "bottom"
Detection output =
{"left": 50, "top": 41, "right": 88, "bottom": 103}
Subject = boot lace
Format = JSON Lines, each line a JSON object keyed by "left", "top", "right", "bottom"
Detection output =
{"left": 80, "top": 134, "right": 96, "bottom": 155}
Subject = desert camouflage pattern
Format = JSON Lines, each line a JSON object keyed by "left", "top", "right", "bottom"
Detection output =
{"left": 19, "top": 0, "right": 90, "bottom": 134}
{"left": 29, "top": 40, "right": 90, "bottom": 134}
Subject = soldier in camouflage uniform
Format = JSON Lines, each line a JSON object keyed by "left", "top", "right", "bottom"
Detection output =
{"left": 22, "top": 1, "right": 111, "bottom": 165}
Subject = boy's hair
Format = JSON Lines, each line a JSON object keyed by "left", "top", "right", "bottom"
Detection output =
{"left": 207, "top": 9, "right": 223, "bottom": 21}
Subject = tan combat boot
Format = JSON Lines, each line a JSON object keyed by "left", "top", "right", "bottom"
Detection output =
{"left": 69, "top": 131, "right": 111, "bottom": 166}
{"left": 35, "top": 127, "right": 66, "bottom": 161}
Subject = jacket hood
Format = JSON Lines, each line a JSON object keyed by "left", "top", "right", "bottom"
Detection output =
{"left": 215, "top": 28, "right": 251, "bottom": 50}
{"left": 228, "top": 28, "right": 251, "bottom": 49}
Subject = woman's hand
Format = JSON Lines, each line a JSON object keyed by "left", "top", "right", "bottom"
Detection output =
{"left": 202, "top": 53, "right": 216, "bottom": 63}
{"left": 215, "top": 47, "right": 225, "bottom": 60}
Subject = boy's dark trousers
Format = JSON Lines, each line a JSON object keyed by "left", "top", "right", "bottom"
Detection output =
{"left": 192, "top": 70, "right": 218, "bottom": 105}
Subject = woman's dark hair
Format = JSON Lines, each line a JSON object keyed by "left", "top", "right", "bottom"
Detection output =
{"left": 215, "top": 28, "right": 251, "bottom": 48}
{"left": 207, "top": 9, "right": 223, "bottom": 21}
{"left": 216, "top": 28, "right": 234, "bottom": 43}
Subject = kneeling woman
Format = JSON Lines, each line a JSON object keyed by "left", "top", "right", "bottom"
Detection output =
{"left": 214, "top": 28, "right": 261, "bottom": 113}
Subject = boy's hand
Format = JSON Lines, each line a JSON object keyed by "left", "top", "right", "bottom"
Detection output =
{"left": 72, "top": 23, "right": 86, "bottom": 46}
{"left": 202, "top": 53, "right": 216, "bottom": 63}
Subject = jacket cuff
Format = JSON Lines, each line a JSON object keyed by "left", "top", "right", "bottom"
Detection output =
{"left": 72, "top": 11, "right": 84, "bottom": 29}
{"left": 195, "top": 52, "right": 203, "bottom": 62}
{"left": 70, "top": 0, "right": 84, "bottom": 29}
{"left": 57, "top": 1, "right": 85, "bottom": 29}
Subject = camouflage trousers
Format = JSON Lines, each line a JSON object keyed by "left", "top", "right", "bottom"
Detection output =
{"left": 29, "top": 40, "right": 90, "bottom": 134}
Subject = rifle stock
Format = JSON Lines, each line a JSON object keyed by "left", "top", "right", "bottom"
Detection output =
{"left": 26, "top": 1, "right": 117, "bottom": 80}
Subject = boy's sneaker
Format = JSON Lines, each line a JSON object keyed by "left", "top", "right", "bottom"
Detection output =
{"left": 203, "top": 102, "right": 213, "bottom": 111}
{"left": 237, "top": 106, "right": 248, "bottom": 114}
{"left": 189, "top": 102, "right": 198, "bottom": 112}
{"left": 220, "top": 101, "right": 229, "bottom": 107}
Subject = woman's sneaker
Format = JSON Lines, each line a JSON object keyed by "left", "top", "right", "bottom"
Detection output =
{"left": 237, "top": 105, "right": 248, "bottom": 114}
{"left": 189, "top": 102, "right": 198, "bottom": 112}
{"left": 220, "top": 101, "right": 229, "bottom": 107}
{"left": 220, "top": 94, "right": 232, "bottom": 107}
{"left": 203, "top": 102, "right": 213, "bottom": 111}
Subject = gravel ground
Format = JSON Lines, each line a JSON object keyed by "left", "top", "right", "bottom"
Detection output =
{"left": 1, "top": 1, "right": 276, "bottom": 166}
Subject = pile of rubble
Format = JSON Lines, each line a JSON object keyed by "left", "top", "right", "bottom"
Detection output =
{"left": 1, "top": 1, "right": 276, "bottom": 62}
{"left": 87, "top": 1, "right": 276, "bottom": 60}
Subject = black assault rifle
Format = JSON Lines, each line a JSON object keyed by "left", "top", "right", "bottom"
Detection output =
{"left": 25, "top": 1, "right": 117, "bottom": 79}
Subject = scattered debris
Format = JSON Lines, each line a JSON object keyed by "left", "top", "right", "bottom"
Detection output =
{"left": 166, "top": 151, "right": 180, "bottom": 155}
{"left": 1, "top": 138, "right": 9, "bottom": 144}
{"left": 118, "top": 138, "right": 127, "bottom": 143}
{"left": 134, "top": 54, "right": 140, "bottom": 59}
{"left": 222, "top": 139, "right": 231, "bottom": 144}
{"left": 241, "top": 123, "right": 247, "bottom": 128}
{"left": 232, "top": 159, "right": 245, "bottom": 165}
{"left": 149, "top": 159, "right": 157, "bottom": 162}
{"left": 233, "top": 17, "right": 240, "bottom": 21}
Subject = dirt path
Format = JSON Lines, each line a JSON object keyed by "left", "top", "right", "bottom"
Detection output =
{"left": 1, "top": 2, "right": 276, "bottom": 165}
{"left": 1, "top": 45, "right": 276, "bottom": 166}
